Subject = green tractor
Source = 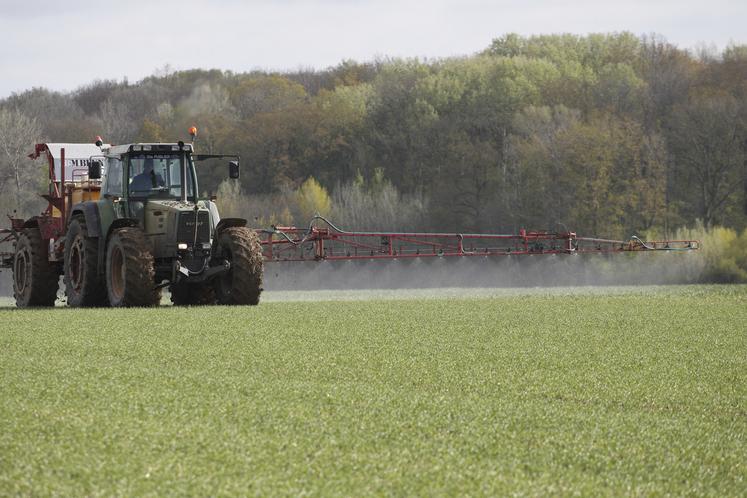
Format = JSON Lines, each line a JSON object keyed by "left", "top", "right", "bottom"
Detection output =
{"left": 5, "top": 138, "right": 263, "bottom": 307}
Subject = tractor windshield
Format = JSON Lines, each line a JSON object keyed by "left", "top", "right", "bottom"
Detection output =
{"left": 127, "top": 153, "right": 195, "bottom": 199}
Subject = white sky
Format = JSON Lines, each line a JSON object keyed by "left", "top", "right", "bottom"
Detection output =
{"left": 1, "top": 0, "right": 745, "bottom": 98}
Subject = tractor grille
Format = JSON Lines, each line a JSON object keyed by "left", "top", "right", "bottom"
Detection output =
{"left": 177, "top": 211, "right": 210, "bottom": 246}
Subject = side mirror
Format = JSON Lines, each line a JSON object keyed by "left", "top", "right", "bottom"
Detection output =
{"left": 229, "top": 160, "right": 240, "bottom": 179}
{"left": 89, "top": 160, "right": 102, "bottom": 179}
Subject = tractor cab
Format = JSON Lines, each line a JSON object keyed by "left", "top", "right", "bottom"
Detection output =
{"left": 95, "top": 143, "right": 199, "bottom": 219}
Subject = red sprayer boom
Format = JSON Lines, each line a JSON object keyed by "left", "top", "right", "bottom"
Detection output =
{"left": 259, "top": 216, "right": 699, "bottom": 262}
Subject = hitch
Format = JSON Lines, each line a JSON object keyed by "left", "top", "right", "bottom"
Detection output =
{"left": 174, "top": 258, "right": 230, "bottom": 284}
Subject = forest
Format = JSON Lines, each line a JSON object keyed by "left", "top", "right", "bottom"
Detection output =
{"left": 0, "top": 32, "right": 746, "bottom": 279}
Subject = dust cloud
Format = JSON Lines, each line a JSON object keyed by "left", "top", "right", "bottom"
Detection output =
{"left": 0, "top": 251, "right": 706, "bottom": 300}
{"left": 263, "top": 252, "right": 706, "bottom": 291}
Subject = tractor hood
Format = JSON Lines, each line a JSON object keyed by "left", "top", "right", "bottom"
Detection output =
{"left": 145, "top": 199, "right": 220, "bottom": 225}
{"left": 144, "top": 199, "right": 221, "bottom": 258}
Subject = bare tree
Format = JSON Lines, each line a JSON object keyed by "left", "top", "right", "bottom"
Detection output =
{"left": 672, "top": 96, "right": 745, "bottom": 226}
{"left": 0, "top": 108, "right": 43, "bottom": 214}
{"left": 331, "top": 171, "right": 428, "bottom": 231}
{"left": 99, "top": 97, "right": 137, "bottom": 144}
{"left": 184, "top": 83, "right": 233, "bottom": 117}
{"left": 638, "top": 35, "right": 695, "bottom": 132}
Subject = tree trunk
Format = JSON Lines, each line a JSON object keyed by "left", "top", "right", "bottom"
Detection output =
{"left": 743, "top": 138, "right": 747, "bottom": 216}
{"left": 13, "top": 159, "right": 21, "bottom": 213}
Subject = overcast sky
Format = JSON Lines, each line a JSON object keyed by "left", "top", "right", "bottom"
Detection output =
{"left": 1, "top": 0, "right": 745, "bottom": 98}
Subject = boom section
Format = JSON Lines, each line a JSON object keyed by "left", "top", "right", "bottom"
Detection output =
{"left": 259, "top": 217, "right": 699, "bottom": 262}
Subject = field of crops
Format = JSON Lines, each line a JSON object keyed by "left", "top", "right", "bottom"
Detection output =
{"left": 1, "top": 285, "right": 745, "bottom": 496}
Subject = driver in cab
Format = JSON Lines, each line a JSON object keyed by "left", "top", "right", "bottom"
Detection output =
{"left": 130, "top": 158, "right": 165, "bottom": 192}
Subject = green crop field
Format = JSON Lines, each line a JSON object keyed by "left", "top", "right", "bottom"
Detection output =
{"left": 1, "top": 286, "right": 745, "bottom": 496}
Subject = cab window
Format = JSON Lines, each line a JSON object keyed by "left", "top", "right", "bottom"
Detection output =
{"left": 128, "top": 154, "right": 194, "bottom": 199}
{"left": 103, "top": 157, "right": 123, "bottom": 196}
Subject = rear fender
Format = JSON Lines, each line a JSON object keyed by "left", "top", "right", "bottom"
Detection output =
{"left": 212, "top": 218, "right": 247, "bottom": 255}
{"left": 69, "top": 203, "right": 102, "bottom": 237}
{"left": 106, "top": 218, "right": 140, "bottom": 241}
{"left": 215, "top": 218, "right": 246, "bottom": 233}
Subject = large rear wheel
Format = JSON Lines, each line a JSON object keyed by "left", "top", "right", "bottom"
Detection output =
{"left": 64, "top": 217, "right": 107, "bottom": 307}
{"left": 105, "top": 228, "right": 160, "bottom": 307}
{"left": 213, "top": 227, "right": 263, "bottom": 305}
{"left": 13, "top": 228, "right": 59, "bottom": 307}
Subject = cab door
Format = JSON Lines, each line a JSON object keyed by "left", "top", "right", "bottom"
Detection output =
{"left": 101, "top": 156, "right": 126, "bottom": 220}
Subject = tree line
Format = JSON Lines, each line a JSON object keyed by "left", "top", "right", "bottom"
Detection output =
{"left": 0, "top": 33, "right": 746, "bottom": 241}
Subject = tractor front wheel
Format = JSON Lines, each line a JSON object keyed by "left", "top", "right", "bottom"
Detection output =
{"left": 12, "top": 228, "right": 59, "bottom": 307}
{"left": 64, "top": 217, "right": 107, "bottom": 307}
{"left": 105, "top": 228, "right": 160, "bottom": 307}
{"left": 213, "top": 227, "right": 263, "bottom": 305}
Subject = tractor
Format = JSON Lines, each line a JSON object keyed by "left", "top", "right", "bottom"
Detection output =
{"left": 1, "top": 131, "right": 263, "bottom": 307}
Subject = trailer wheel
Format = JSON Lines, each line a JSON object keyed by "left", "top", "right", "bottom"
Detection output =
{"left": 64, "top": 217, "right": 107, "bottom": 307}
{"left": 169, "top": 283, "right": 216, "bottom": 306}
{"left": 12, "top": 228, "right": 59, "bottom": 307}
{"left": 213, "top": 227, "right": 263, "bottom": 305}
{"left": 105, "top": 228, "right": 160, "bottom": 307}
